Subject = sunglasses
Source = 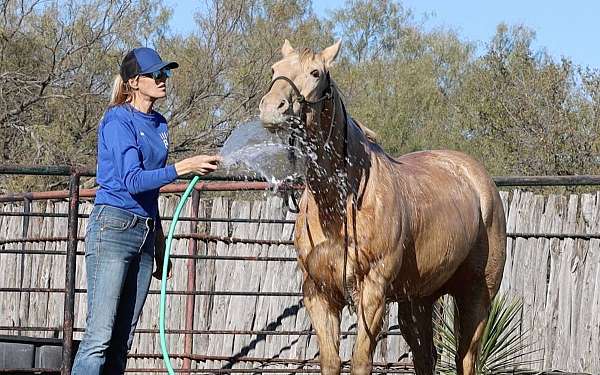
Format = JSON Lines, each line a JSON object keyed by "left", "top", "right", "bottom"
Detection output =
{"left": 141, "top": 68, "right": 172, "bottom": 80}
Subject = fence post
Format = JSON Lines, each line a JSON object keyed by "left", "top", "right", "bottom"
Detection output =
{"left": 183, "top": 188, "right": 201, "bottom": 373}
{"left": 62, "top": 172, "right": 80, "bottom": 375}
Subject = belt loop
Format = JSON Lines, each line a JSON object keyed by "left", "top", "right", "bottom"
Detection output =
{"left": 130, "top": 215, "right": 138, "bottom": 228}
{"left": 146, "top": 218, "right": 153, "bottom": 232}
{"left": 96, "top": 205, "right": 105, "bottom": 218}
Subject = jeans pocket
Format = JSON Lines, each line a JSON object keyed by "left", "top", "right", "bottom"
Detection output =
{"left": 101, "top": 216, "right": 132, "bottom": 232}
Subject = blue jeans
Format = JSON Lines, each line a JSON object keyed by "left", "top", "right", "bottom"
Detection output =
{"left": 72, "top": 205, "right": 155, "bottom": 375}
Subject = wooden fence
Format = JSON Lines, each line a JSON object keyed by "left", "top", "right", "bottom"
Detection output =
{"left": 499, "top": 190, "right": 600, "bottom": 373}
{"left": 0, "top": 189, "right": 599, "bottom": 374}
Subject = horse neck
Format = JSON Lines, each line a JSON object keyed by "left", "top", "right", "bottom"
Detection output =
{"left": 303, "top": 89, "right": 368, "bottom": 226}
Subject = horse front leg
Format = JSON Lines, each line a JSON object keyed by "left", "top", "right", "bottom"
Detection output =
{"left": 303, "top": 277, "right": 343, "bottom": 375}
{"left": 351, "top": 277, "right": 386, "bottom": 375}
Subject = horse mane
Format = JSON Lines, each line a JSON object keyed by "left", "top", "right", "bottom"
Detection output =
{"left": 351, "top": 117, "right": 379, "bottom": 143}
{"left": 329, "top": 80, "right": 379, "bottom": 143}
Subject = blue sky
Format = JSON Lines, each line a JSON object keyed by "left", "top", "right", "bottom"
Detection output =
{"left": 166, "top": 0, "right": 600, "bottom": 69}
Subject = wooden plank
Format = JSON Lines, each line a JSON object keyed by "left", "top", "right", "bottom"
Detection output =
{"left": 223, "top": 199, "right": 253, "bottom": 369}
{"left": 577, "top": 193, "right": 599, "bottom": 371}
{"left": 247, "top": 202, "right": 270, "bottom": 357}
{"left": 255, "top": 197, "right": 294, "bottom": 367}
{"left": 525, "top": 194, "right": 553, "bottom": 367}
{"left": 589, "top": 194, "right": 600, "bottom": 372}
{"left": 285, "top": 204, "right": 317, "bottom": 365}
{"left": 498, "top": 190, "right": 512, "bottom": 294}
{"left": 46, "top": 201, "right": 67, "bottom": 339}
{"left": 0, "top": 203, "right": 22, "bottom": 336}
{"left": 520, "top": 194, "right": 544, "bottom": 361}
{"left": 509, "top": 191, "right": 533, "bottom": 306}
{"left": 551, "top": 195, "right": 578, "bottom": 369}
{"left": 541, "top": 194, "right": 566, "bottom": 369}
{"left": 590, "top": 197, "right": 600, "bottom": 372}
{"left": 501, "top": 189, "right": 521, "bottom": 295}
{"left": 205, "top": 197, "right": 231, "bottom": 369}
{"left": 262, "top": 197, "right": 296, "bottom": 369}
{"left": 16, "top": 201, "right": 33, "bottom": 335}
{"left": 73, "top": 202, "right": 93, "bottom": 341}
{"left": 193, "top": 197, "right": 217, "bottom": 371}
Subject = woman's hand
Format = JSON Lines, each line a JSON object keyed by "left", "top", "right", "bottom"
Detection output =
{"left": 153, "top": 229, "right": 173, "bottom": 280}
{"left": 174, "top": 154, "right": 222, "bottom": 176}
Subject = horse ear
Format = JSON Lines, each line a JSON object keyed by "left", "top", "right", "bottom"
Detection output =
{"left": 282, "top": 39, "right": 295, "bottom": 57}
{"left": 321, "top": 40, "right": 342, "bottom": 68}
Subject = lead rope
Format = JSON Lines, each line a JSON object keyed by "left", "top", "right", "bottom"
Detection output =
{"left": 326, "top": 86, "right": 352, "bottom": 308}
{"left": 339, "top": 92, "right": 353, "bottom": 310}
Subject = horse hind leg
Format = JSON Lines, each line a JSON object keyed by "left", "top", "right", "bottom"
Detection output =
{"left": 453, "top": 283, "right": 492, "bottom": 375}
{"left": 454, "top": 200, "right": 506, "bottom": 375}
{"left": 453, "top": 243, "right": 503, "bottom": 374}
{"left": 397, "top": 297, "right": 437, "bottom": 375}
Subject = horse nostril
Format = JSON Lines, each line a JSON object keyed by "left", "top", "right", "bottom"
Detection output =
{"left": 278, "top": 99, "right": 288, "bottom": 111}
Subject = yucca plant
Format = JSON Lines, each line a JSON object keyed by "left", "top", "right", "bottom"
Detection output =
{"left": 434, "top": 293, "right": 540, "bottom": 374}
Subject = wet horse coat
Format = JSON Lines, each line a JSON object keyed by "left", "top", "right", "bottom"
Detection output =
{"left": 259, "top": 40, "right": 507, "bottom": 375}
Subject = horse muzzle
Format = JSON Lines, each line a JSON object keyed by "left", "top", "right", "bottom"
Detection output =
{"left": 259, "top": 111, "right": 304, "bottom": 132}
{"left": 259, "top": 111, "right": 288, "bottom": 129}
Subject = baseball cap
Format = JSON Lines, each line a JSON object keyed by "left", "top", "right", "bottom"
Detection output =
{"left": 120, "top": 47, "right": 179, "bottom": 81}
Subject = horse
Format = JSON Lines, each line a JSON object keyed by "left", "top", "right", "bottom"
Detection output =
{"left": 259, "top": 39, "right": 507, "bottom": 375}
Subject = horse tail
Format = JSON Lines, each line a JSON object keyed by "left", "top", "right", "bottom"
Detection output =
{"left": 473, "top": 165, "right": 507, "bottom": 296}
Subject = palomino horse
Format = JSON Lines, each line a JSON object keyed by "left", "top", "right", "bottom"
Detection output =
{"left": 259, "top": 40, "right": 507, "bottom": 375}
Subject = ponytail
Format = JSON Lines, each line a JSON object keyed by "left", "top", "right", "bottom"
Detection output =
{"left": 109, "top": 74, "right": 132, "bottom": 106}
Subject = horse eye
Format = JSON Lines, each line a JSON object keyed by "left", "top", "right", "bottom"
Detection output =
{"left": 310, "top": 69, "right": 320, "bottom": 78}
{"left": 271, "top": 68, "right": 275, "bottom": 75}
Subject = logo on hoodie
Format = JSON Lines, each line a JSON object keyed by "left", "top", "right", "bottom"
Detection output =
{"left": 160, "top": 132, "right": 169, "bottom": 149}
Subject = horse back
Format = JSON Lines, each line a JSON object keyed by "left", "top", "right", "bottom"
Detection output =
{"left": 370, "top": 149, "right": 504, "bottom": 297}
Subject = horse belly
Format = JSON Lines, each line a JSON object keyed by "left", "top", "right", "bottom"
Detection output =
{"left": 394, "top": 209, "right": 480, "bottom": 298}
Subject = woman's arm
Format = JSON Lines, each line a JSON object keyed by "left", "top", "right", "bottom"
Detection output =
{"left": 102, "top": 120, "right": 222, "bottom": 194}
{"left": 174, "top": 154, "right": 222, "bottom": 176}
{"left": 102, "top": 120, "right": 177, "bottom": 194}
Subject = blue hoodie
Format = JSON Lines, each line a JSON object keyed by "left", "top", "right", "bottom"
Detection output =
{"left": 95, "top": 104, "right": 178, "bottom": 220}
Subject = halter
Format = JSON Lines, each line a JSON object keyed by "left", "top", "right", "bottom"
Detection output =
{"left": 268, "top": 72, "right": 342, "bottom": 148}
{"left": 268, "top": 73, "right": 332, "bottom": 107}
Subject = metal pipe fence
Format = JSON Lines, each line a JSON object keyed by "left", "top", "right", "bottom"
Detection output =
{"left": 2, "top": 164, "right": 600, "bottom": 375}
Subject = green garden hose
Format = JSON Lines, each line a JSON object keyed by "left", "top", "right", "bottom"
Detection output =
{"left": 159, "top": 175, "right": 200, "bottom": 375}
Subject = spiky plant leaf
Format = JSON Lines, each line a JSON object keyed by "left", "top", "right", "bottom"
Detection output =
{"left": 433, "top": 293, "right": 540, "bottom": 374}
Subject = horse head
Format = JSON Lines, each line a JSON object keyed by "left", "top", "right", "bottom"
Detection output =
{"left": 259, "top": 39, "right": 342, "bottom": 134}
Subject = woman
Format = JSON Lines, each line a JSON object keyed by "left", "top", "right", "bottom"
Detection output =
{"left": 72, "top": 47, "right": 221, "bottom": 374}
